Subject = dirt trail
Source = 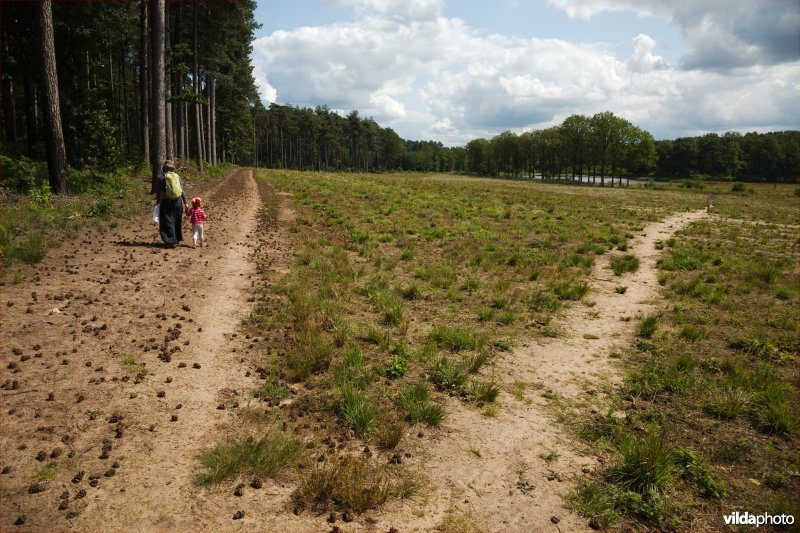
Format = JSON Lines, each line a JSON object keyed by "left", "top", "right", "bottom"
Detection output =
{"left": 2, "top": 190, "right": 707, "bottom": 532}
{"left": 375, "top": 209, "right": 709, "bottom": 531}
{"left": 0, "top": 169, "right": 291, "bottom": 531}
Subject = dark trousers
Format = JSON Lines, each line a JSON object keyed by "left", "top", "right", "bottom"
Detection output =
{"left": 159, "top": 198, "right": 184, "bottom": 245}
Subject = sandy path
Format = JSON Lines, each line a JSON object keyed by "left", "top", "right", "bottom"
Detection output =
{"left": 376, "top": 209, "right": 708, "bottom": 531}
{"left": 0, "top": 169, "right": 277, "bottom": 531}
{"left": 1, "top": 195, "right": 707, "bottom": 531}
{"left": 71, "top": 169, "right": 263, "bottom": 531}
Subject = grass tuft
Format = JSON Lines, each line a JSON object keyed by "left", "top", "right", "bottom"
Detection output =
{"left": 287, "top": 333, "right": 334, "bottom": 382}
{"left": 429, "top": 325, "right": 485, "bottom": 352}
{"left": 611, "top": 254, "right": 640, "bottom": 276}
{"left": 636, "top": 314, "right": 659, "bottom": 338}
{"left": 297, "top": 456, "right": 416, "bottom": 513}
{"left": 397, "top": 382, "right": 445, "bottom": 426}
{"left": 341, "top": 384, "right": 376, "bottom": 434}
{"left": 195, "top": 433, "right": 300, "bottom": 485}
{"left": 609, "top": 430, "right": 675, "bottom": 493}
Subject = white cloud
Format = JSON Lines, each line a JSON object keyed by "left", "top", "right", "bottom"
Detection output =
{"left": 546, "top": 0, "right": 646, "bottom": 20}
{"left": 251, "top": 3, "right": 800, "bottom": 145}
{"left": 627, "top": 34, "right": 664, "bottom": 73}
{"left": 328, "top": 0, "right": 443, "bottom": 20}
{"left": 368, "top": 90, "right": 407, "bottom": 119}
{"left": 547, "top": 0, "right": 799, "bottom": 69}
{"left": 252, "top": 62, "right": 278, "bottom": 103}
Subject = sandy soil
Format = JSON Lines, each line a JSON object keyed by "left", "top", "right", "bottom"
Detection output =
{"left": 1, "top": 169, "right": 707, "bottom": 532}
{"left": 367, "top": 209, "right": 709, "bottom": 532}
{"left": 1, "top": 169, "right": 312, "bottom": 531}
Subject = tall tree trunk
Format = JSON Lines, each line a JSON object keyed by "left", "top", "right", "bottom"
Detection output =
{"left": 175, "top": 3, "right": 183, "bottom": 160}
{"left": 151, "top": 0, "right": 166, "bottom": 191}
{"left": 38, "top": 0, "right": 66, "bottom": 194}
{"left": 8, "top": 77, "right": 19, "bottom": 141}
{"left": 164, "top": 3, "right": 173, "bottom": 160}
{"left": 210, "top": 74, "right": 216, "bottom": 166}
{"left": 199, "top": 82, "right": 206, "bottom": 164}
{"left": 181, "top": 101, "right": 192, "bottom": 159}
{"left": 176, "top": 72, "right": 184, "bottom": 160}
{"left": 108, "top": 50, "right": 115, "bottom": 126}
{"left": 24, "top": 75, "right": 38, "bottom": 157}
{"left": 206, "top": 74, "right": 212, "bottom": 166}
{"left": 139, "top": 0, "right": 150, "bottom": 165}
{"left": 193, "top": 3, "right": 203, "bottom": 173}
{"left": 122, "top": 42, "right": 131, "bottom": 154}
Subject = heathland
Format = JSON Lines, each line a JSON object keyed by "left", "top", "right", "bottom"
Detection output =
{"left": 2, "top": 169, "right": 796, "bottom": 531}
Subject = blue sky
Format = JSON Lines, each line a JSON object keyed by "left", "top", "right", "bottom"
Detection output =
{"left": 250, "top": 0, "right": 799, "bottom": 145}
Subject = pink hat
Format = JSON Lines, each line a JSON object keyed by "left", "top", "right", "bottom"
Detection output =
{"left": 192, "top": 197, "right": 202, "bottom": 206}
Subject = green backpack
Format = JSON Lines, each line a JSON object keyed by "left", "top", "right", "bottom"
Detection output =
{"left": 164, "top": 171, "right": 182, "bottom": 200}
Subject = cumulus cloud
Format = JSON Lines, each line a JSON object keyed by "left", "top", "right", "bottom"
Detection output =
{"left": 251, "top": 2, "right": 800, "bottom": 145}
{"left": 627, "top": 34, "right": 665, "bottom": 73}
{"left": 328, "top": 0, "right": 443, "bottom": 20}
{"left": 547, "top": 0, "right": 799, "bottom": 69}
{"left": 252, "top": 62, "right": 278, "bottom": 103}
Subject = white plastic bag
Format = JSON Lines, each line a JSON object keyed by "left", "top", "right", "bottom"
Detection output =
{"left": 153, "top": 204, "right": 160, "bottom": 223}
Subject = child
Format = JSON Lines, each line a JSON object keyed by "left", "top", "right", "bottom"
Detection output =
{"left": 186, "top": 197, "right": 208, "bottom": 248}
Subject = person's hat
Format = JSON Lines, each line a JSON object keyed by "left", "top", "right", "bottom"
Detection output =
{"left": 192, "top": 197, "right": 202, "bottom": 206}
{"left": 163, "top": 160, "right": 175, "bottom": 170}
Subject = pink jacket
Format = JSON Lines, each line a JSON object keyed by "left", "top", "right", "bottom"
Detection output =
{"left": 188, "top": 207, "right": 207, "bottom": 225}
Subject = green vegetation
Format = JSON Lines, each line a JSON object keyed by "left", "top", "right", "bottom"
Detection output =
{"left": 0, "top": 159, "right": 153, "bottom": 269}
{"left": 340, "top": 384, "right": 376, "bottom": 434}
{"left": 397, "top": 382, "right": 445, "bottom": 426}
{"left": 195, "top": 433, "right": 300, "bottom": 485}
{"left": 242, "top": 171, "right": 797, "bottom": 523}
{"left": 636, "top": 315, "right": 660, "bottom": 338}
{"left": 573, "top": 212, "right": 798, "bottom": 530}
{"left": 296, "top": 456, "right": 417, "bottom": 514}
{"left": 610, "top": 254, "right": 640, "bottom": 276}
{"left": 250, "top": 102, "right": 798, "bottom": 186}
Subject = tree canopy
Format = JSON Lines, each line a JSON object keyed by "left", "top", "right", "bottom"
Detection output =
{"left": 2, "top": 0, "right": 260, "bottom": 190}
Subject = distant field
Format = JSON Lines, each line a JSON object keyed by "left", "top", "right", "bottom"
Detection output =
{"left": 243, "top": 170, "right": 797, "bottom": 530}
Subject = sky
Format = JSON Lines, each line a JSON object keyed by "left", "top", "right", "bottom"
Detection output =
{"left": 250, "top": 0, "right": 800, "bottom": 145}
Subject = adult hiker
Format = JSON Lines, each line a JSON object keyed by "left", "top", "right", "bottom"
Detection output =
{"left": 154, "top": 160, "right": 189, "bottom": 248}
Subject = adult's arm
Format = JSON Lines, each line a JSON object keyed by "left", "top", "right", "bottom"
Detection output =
{"left": 155, "top": 172, "right": 165, "bottom": 203}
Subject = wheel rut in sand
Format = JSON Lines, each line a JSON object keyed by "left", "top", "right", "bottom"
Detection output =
{"left": 385, "top": 209, "right": 709, "bottom": 532}
{"left": 1, "top": 169, "right": 269, "bottom": 531}
{"left": 71, "top": 169, "right": 264, "bottom": 530}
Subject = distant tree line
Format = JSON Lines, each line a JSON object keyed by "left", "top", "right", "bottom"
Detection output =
{"left": 654, "top": 131, "right": 798, "bottom": 183}
{"left": 251, "top": 105, "right": 796, "bottom": 183}
{"left": 252, "top": 102, "right": 470, "bottom": 173}
{"left": 1, "top": 1, "right": 260, "bottom": 193}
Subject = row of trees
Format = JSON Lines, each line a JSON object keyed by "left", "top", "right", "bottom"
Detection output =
{"left": 249, "top": 107, "right": 656, "bottom": 184}
{"left": 1, "top": 1, "right": 260, "bottom": 192}
{"left": 252, "top": 102, "right": 475, "bottom": 174}
{"left": 655, "top": 131, "right": 798, "bottom": 182}
{"left": 252, "top": 104, "right": 406, "bottom": 172}
{"left": 464, "top": 112, "right": 656, "bottom": 185}
{"left": 250, "top": 103, "right": 797, "bottom": 183}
